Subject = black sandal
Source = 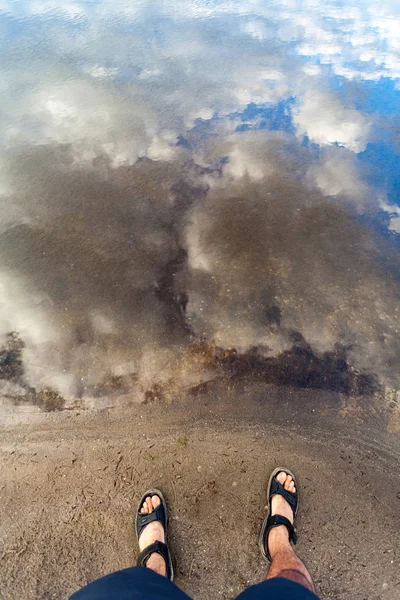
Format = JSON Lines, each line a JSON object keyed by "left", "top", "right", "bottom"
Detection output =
{"left": 136, "top": 488, "right": 174, "bottom": 581}
{"left": 259, "top": 467, "right": 299, "bottom": 562}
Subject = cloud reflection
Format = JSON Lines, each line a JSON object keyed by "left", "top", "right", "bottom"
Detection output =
{"left": 0, "top": 0, "right": 399, "bottom": 402}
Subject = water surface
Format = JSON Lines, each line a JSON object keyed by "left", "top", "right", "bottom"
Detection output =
{"left": 1, "top": 0, "right": 400, "bottom": 409}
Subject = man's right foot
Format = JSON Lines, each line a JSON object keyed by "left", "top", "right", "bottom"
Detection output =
{"left": 267, "top": 472, "right": 296, "bottom": 557}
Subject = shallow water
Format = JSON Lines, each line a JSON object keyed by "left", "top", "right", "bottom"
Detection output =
{"left": 0, "top": 0, "right": 400, "bottom": 408}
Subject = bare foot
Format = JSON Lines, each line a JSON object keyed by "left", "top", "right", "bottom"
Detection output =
{"left": 139, "top": 495, "right": 167, "bottom": 577}
{"left": 267, "top": 472, "right": 296, "bottom": 558}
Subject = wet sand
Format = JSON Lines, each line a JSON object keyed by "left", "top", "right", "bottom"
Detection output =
{"left": 1, "top": 384, "right": 399, "bottom": 599}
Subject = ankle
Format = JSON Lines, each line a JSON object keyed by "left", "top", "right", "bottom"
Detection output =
{"left": 268, "top": 526, "right": 291, "bottom": 558}
{"left": 146, "top": 553, "right": 166, "bottom": 576}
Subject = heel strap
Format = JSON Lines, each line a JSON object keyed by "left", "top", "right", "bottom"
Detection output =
{"left": 264, "top": 515, "right": 297, "bottom": 561}
{"left": 137, "top": 541, "right": 172, "bottom": 580}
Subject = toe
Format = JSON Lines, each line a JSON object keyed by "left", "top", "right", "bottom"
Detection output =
{"left": 141, "top": 501, "right": 149, "bottom": 514}
{"left": 146, "top": 496, "right": 153, "bottom": 512}
{"left": 152, "top": 495, "right": 161, "bottom": 508}
{"left": 285, "top": 477, "right": 296, "bottom": 494}
{"left": 276, "top": 471, "right": 287, "bottom": 485}
{"left": 284, "top": 475, "right": 292, "bottom": 490}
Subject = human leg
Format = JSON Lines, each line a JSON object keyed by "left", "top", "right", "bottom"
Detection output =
{"left": 266, "top": 472, "right": 315, "bottom": 592}
{"left": 236, "top": 470, "right": 319, "bottom": 600}
{"left": 70, "top": 491, "right": 187, "bottom": 599}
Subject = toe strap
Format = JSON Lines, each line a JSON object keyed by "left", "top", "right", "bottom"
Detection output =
{"left": 136, "top": 503, "right": 166, "bottom": 539}
{"left": 269, "top": 477, "right": 298, "bottom": 514}
{"left": 264, "top": 515, "right": 297, "bottom": 561}
{"left": 137, "top": 541, "right": 172, "bottom": 580}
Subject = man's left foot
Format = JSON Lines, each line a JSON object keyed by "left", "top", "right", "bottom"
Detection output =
{"left": 138, "top": 495, "right": 167, "bottom": 577}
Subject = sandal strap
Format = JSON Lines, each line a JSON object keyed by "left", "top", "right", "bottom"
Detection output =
{"left": 136, "top": 503, "right": 166, "bottom": 539}
{"left": 269, "top": 477, "right": 298, "bottom": 513}
{"left": 137, "top": 541, "right": 172, "bottom": 579}
{"left": 264, "top": 515, "right": 297, "bottom": 561}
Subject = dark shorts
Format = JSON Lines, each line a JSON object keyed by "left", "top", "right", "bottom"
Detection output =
{"left": 70, "top": 566, "right": 320, "bottom": 600}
